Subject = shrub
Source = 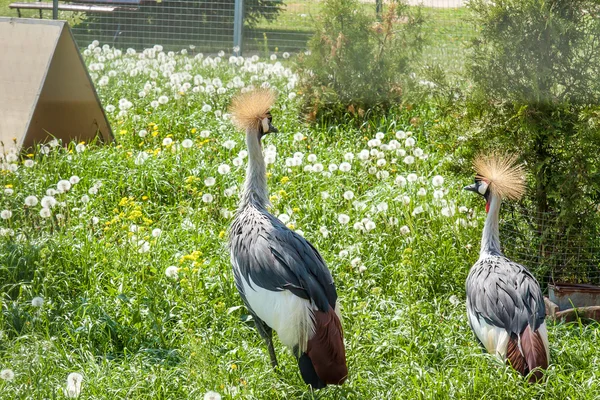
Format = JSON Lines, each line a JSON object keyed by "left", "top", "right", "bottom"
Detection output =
{"left": 297, "top": 0, "right": 424, "bottom": 121}
{"left": 461, "top": 0, "right": 600, "bottom": 284}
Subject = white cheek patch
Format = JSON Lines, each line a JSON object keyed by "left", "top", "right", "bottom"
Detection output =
{"left": 478, "top": 181, "right": 489, "bottom": 195}
{"left": 261, "top": 118, "right": 270, "bottom": 133}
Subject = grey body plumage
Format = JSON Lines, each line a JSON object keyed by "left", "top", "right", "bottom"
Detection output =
{"left": 466, "top": 255, "right": 545, "bottom": 340}
{"left": 230, "top": 203, "right": 337, "bottom": 317}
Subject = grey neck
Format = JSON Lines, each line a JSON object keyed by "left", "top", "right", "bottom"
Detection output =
{"left": 239, "top": 128, "right": 269, "bottom": 209}
{"left": 480, "top": 194, "right": 503, "bottom": 257}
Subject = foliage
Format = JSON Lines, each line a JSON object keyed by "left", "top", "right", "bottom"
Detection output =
{"left": 297, "top": 0, "right": 425, "bottom": 121}
{"left": 460, "top": 0, "right": 600, "bottom": 283}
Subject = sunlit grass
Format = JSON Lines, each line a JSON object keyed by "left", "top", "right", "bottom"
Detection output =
{"left": 0, "top": 44, "right": 599, "bottom": 399}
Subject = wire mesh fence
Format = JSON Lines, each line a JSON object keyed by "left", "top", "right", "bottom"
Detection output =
{"left": 500, "top": 204, "right": 600, "bottom": 287}
{"left": 2, "top": 0, "right": 474, "bottom": 69}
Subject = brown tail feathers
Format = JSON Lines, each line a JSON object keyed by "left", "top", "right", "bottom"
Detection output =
{"left": 299, "top": 306, "right": 347, "bottom": 388}
{"left": 506, "top": 325, "right": 548, "bottom": 383}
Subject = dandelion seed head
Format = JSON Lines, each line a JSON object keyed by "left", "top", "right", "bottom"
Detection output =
{"left": 165, "top": 266, "right": 179, "bottom": 279}
{"left": 218, "top": 164, "right": 231, "bottom": 175}
{"left": 432, "top": 175, "right": 444, "bottom": 187}
{"left": 339, "top": 162, "right": 351, "bottom": 172}
{"left": 25, "top": 195, "right": 38, "bottom": 207}
{"left": 338, "top": 214, "right": 350, "bottom": 224}
{"left": 57, "top": 180, "right": 72, "bottom": 193}
{"left": 32, "top": 296, "right": 44, "bottom": 307}
{"left": 0, "top": 369, "right": 15, "bottom": 381}
{"left": 203, "top": 391, "right": 221, "bottom": 400}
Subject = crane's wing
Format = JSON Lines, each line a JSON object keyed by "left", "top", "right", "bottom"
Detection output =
{"left": 230, "top": 210, "right": 337, "bottom": 312}
{"left": 466, "top": 255, "right": 545, "bottom": 336}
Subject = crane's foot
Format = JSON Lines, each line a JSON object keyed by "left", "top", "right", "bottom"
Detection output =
{"left": 267, "top": 337, "right": 278, "bottom": 368}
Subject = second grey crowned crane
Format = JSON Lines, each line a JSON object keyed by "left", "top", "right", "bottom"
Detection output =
{"left": 228, "top": 88, "right": 347, "bottom": 389}
{"left": 464, "top": 154, "right": 550, "bottom": 382}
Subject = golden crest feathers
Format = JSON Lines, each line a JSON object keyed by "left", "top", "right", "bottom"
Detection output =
{"left": 229, "top": 88, "right": 277, "bottom": 131}
{"left": 473, "top": 153, "right": 526, "bottom": 200}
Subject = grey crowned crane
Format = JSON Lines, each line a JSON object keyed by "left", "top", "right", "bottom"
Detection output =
{"left": 228, "top": 88, "right": 347, "bottom": 389}
{"left": 464, "top": 154, "right": 550, "bottom": 382}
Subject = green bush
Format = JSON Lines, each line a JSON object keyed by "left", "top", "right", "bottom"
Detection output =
{"left": 297, "top": 0, "right": 424, "bottom": 120}
{"left": 460, "top": 0, "right": 600, "bottom": 284}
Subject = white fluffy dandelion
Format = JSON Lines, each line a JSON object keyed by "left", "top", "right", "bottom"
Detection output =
{"left": 432, "top": 175, "right": 444, "bottom": 187}
{"left": 364, "top": 220, "right": 376, "bottom": 231}
{"left": 412, "top": 206, "right": 424, "bottom": 216}
{"left": 377, "top": 202, "right": 388, "bottom": 212}
{"left": 25, "top": 196, "right": 38, "bottom": 207}
{"left": 40, "top": 208, "right": 52, "bottom": 218}
{"left": 403, "top": 156, "right": 415, "bottom": 165}
{"left": 0, "top": 369, "right": 15, "bottom": 381}
{"left": 343, "top": 191, "right": 354, "bottom": 200}
{"left": 137, "top": 240, "right": 150, "bottom": 253}
{"left": 65, "top": 372, "right": 83, "bottom": 399}
{"left": 339, "top": 162, "right": 351, "bottom": 172}
{"left": 400, "top": 225, "right": 410, "bottom": 235}
{"left": 57, "top": 180, "right": 72, "bottom": 193}
{"left": 338, "top": 214, "right": 350, "bottom": 224}
{"left": 202, "top": 193, "right": 214, "bottom": 203}
{"left": 319, "top": 226, "right": 329, "bottom": 237}
{"left": 182, "top": 139, "right": 194, "bottom": 148}
{"left": 70, "top": 175, "right": 80, "bottom": 185}
{"left": 407, "top": 173, "right": 418, "bottom": 183}
{"left": 0, "top": 210, "right": 12, "bottom": 219}
{"left": 203, "top": 391, "right": 221, "bottom": 400}
{"left": 278, "top": 213, "right": 290, "bottom": 224}
{"left": 165, "top": 266, "right": 179, "bottom": 279}
{"left": 32, "top": 296, "right": 44, "bottom": 307}
{"left": 41, "top": 196, "right": 57, "bottom": 208}
{"left": 204, "top": 177, "right": 216, "bottom": 187}
{"left": 218, "top": 164, "right": 231, "bottom": 175}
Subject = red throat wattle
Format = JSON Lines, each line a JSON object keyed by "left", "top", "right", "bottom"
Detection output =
{"left": 485, "top": 201, "right": 490, "bottom": 213}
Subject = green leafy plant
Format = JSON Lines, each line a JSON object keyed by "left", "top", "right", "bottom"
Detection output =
{"left": 297, "top": 0, "right": 424, "bottom": 121}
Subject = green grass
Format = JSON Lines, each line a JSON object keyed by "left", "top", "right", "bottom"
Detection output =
{"left": 1, "top": 42, "right": 600, "bottom": 400}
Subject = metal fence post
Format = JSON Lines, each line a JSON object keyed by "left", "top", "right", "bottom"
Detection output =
{"left": 52, "top": 0, "right": 58, "bottom": 19}
{"left": 233, "top": 0, "right": 244, "bottom": 56}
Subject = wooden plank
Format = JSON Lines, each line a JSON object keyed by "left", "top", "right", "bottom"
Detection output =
{"left": 9, "top": 2, "right": 138, "bottom": 12}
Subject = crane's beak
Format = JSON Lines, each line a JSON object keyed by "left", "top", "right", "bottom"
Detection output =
{"left": 463, "top": 183, "right": 477, "bottom": 193}
{"left": 268, "top": 122, "right": 278, "bottom": 134}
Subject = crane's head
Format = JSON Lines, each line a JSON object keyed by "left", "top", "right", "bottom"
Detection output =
{"left": 259, "top": 111, "right": 278, "bottom": 137}
{"left": 230, "top": 88, "right": 278, "bottom": 139}
{"left": 464, "top": 178, "right": 491, "bottom": 211}
{"left": 463, "top": 153, "right": 526, "bottom": 212}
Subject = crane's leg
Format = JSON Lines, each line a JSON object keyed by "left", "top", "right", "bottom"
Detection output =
{"left": 254, "top": 316, "right": 278, "bottom": 368}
